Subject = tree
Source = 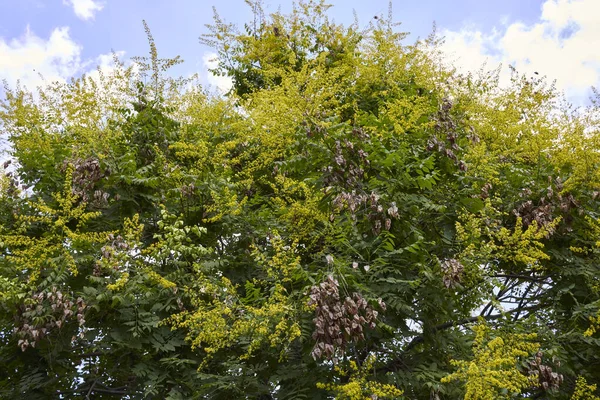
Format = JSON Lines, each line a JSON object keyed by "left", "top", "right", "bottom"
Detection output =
{"left": 2, "top": 1, "right": 600, "bottom": 398}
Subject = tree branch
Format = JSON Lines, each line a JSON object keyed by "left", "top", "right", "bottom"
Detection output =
{"left": 57, "top": 383, "right": 134, "bottom": 396}
{"left": 381, "top": 303, "right": 543, "bottom": 373}
{"left": 492, "top": 274, "right": 550, "bottom": 283}
{"left": 85, "top": 380, "right": 97, "bottom": 400}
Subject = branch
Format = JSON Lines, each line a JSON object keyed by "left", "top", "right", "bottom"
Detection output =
{"left": 492, "top": 274, "right": 550, "bottom": 283}
{"left": 57, "top": 383, "right": 134, "bottom": 396}
{"left": 85, "top": 380, "right": 97, "bottom": 400}
{"left": 381, "top": 303, "right": 543, "bottom": 373}
{"left": 479, "top": 276, "right": 516, "bottom": 316}
{"left": 78, "top": 351, "right": 104, "bottom": 358}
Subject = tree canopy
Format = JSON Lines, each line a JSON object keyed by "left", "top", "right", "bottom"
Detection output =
{"left": 2, "top": 1, "right": 600, "bottom": 398}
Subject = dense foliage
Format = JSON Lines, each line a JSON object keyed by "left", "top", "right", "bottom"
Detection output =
{"left": 2, "top": 1, "right": 600, "bottom": 398}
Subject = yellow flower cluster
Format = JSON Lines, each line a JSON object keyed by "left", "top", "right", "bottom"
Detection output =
{"left": 169, "top": 240, "right": 303, "bottom": 367}
{"left": 456, "top": 200, "right": 559, "bottom": 270}
{"left": 143, "top": 269, "right": 176, "bottom": 289}
{"left": 169, "top": 141, "right": 209, "bottom": 165}
{"left": 490, "top": 217, "right": 559, "bottom": 267}
{"left": 584, "top": 312, "right": 600, "bottom": 337}
{"left": 251, "top": 233, "right": 301, "bottom": 282}
{"left": 268, "top": 175, "right": 328, "bottom": 247}
{"left": 107, "top": 272, "right": 130, "bottom": 292}
{"left": 441, "top": 322, "right": 539, "bottom": 399}
{"left": 204, "top": 185, "right": 248, "bottom": 223}
{"left": 317, "top": 356, "right": 403, "bottom": 399}
{"left": 171, "top": 299, "right": 232, "bottom": 357}
{"left": 572, "top": 376, "right": 600, "bottom": 400}
{"left": 1, "top": 168, "right": 111, "bottom": 281}
{"left": 381, "top": 95, "right": 436, "bottom": 136}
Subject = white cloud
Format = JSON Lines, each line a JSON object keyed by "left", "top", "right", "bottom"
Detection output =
{"left": 440, "top": 0, "right": 600, "bottom": 102}
{"left": 442, "top": 28, "right": 502, "bottom": 74}
{"left": 84, "top": 51, "right": 126, "bottom": 82}
{"left": 0, "top": 26, "right": 82, "bottom": 90}
{"left": 63, "top": 0, "right": 104, "bottom": 21}
{"left": 201, "top": 52, "right": 233, "bottom": 94}
{"left": 0, "top": 26, "right": 120, "bottom": 92}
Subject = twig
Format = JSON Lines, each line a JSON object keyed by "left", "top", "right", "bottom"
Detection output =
{"left": 85, "top": 380, "right": 97, "bottom": 400}
{"left": 381, "top": 303, "right": 543, "bottom": 373}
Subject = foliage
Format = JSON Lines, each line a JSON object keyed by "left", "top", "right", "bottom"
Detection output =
{"left": 316, "top": 355, "right": 403, "bottom": 399}
{"left": 440, "top": 322, "right": 539, "bottom": 399}
{"left": 2, "top": 1, "right": 600, "bottom": 398}
{"left": 572, "top": 377, "right": 600, "bottom": 400}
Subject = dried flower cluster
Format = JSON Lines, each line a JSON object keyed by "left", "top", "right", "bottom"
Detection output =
{"left": 64, "top": 157, "right": 106, "bottom": 202}
{"left": 180, "top": 182, "right": 196, "bottom": 197}
{"left": 308, "top": 275, "right": 384, "bottom": 361}
{"left": 513, "top": 177, "right": 580, "bottom": 236}
{"left": 321, "top": 128, "right": 400, "bottom": 235}
{"left": 302, "top": 112, "right": 328, "bottom": 138}
{"left": 332, "top": 190, "right": 398, "bottom": 235}
{"left": 527, "top": 351, "right": 564, "bottom": 391}
{"left": 102, "top": 233, "right": 130, "bottom": 257}
{"left": 95, "top": 233, "right": 130, "bottom": 275}
{"left": 427, "top": 98, "right": 468, "bottom": 171}
{"left": 14, "top": 288, "right": 86, "bottom": 351}
{"left": 2, "top": 160, "right": 25, "bottom": 195}
{"left": 323, "top": 132, "right": 370, "bottom": 191}
{"left": 441, "top": 258, "right": 464, "bottom": 289}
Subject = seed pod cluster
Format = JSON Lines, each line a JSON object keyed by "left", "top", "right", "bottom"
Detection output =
{"left": 332, "top": 190, "right": 398, "bottom": 235}
{"left": 527, "top": 351, "right": 563, "bottom": 391}
{"left": 441, "top": 258, "right": 464, "bottom": 289}
{"left": 301, "top": 111, "right": 327, "bottom": 138}
{"left": 14, "top": 287, "right": 87, "bottom": 351}
{"left": 427, "top": 98, "right": 468, "bottom": 172}
{"left": 366, "top": 192, "right": 394, "bottom": 235}
{"left": 322, "top": 128, "right": 399, "bottom": 235}
{"left": 323, "top": 135, "right": 369, "bottom": 191}
{"left": 101, "top": 234, "right": 130, "bottom": 259}
{"left": 63, "top": 157, "right": 105, "bottom": 202}
{"left": 180, "top": 182, "right": 196, "bottom": 197}
{"left": 308, "top": 275, "right": 384, "bottom": 361}
{"left": 2, "top": 160, "right": 24, "bottom": 195}
{"left": 322, "top": 128, "right": 370, "bottom": 194}
{"left": 513, "top": 177, "right": 580, "bottom": 236}
{"left": 90, "top": 189, "right": 110, "bottom": 208}
{"left": 95, "top": 234, "right": 130, "bottom": 275}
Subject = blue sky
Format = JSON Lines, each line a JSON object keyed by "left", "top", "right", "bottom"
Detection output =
{"left": 1, "top": 0, "right": 599, "bottom": 103}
